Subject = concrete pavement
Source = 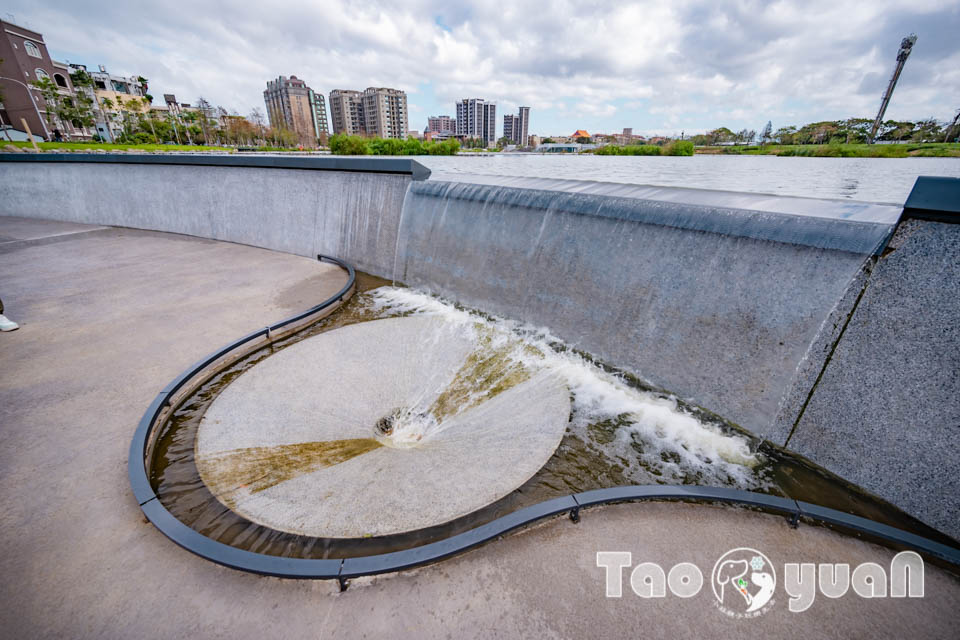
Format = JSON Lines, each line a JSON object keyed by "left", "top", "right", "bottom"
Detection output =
{"left": 1, "top": 216, "right": 957, "bottom": 638}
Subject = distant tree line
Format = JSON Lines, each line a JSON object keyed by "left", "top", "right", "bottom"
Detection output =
{"left": 329, "top": 133, "right": 460, "bottom": 155}
{"left": 690, "top": 117, "right": 952, "bottom": 146}
{"left": 591, "top": 140, "right": 694, "bottom": 156}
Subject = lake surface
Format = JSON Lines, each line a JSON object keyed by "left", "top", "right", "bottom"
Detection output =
{"left": 413, "top": 154, "right": 960, "bottom": 204}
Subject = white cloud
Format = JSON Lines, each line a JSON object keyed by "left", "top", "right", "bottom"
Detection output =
{"left": 5, "top": 0, "right": 958, "bottom": 133}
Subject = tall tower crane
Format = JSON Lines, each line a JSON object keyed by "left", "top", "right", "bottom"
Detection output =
{"left": 867, "top": 34, "right": 917, "bottom": 144}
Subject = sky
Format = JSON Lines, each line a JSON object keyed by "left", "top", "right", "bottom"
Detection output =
{"left": 8, "top": 0, "right": 960, "bottom": 137}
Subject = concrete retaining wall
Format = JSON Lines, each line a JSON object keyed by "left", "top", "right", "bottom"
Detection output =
{"left": 779, "top": 180, "right": 960, "bottom": 538}
{"left": 0, "top": 156, "right": 417, "bottom": 276}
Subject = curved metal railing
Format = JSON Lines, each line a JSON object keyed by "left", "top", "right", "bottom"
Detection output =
{"left": 129, "top": 256, "right": 960, "bottom": 589}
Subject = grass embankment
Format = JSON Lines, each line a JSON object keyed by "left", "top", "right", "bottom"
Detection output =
{"left": 4, "top": 141, "right": 233, "bottom": 152}
{"left": 695, "top": 143, "right": 960, "bottom": 158}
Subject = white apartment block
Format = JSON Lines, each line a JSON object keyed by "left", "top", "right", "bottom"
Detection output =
{"left": 455, "top": 98, "right": 496, "bottom": 144}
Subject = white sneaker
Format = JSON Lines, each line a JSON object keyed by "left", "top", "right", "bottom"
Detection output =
{"left": 0, "top": 314, "right": 19, "bottom": 331}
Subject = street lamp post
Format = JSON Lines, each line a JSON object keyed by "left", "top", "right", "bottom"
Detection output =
{"left": 0, "top": 75, "right": 51, "bottom": 140}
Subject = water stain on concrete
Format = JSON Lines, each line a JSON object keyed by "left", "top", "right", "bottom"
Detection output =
{"left": 197, "top": 438, "right": 382, "bottom": 500}
{"left": 430, "top": 326, "right": 536, "bottom": 422}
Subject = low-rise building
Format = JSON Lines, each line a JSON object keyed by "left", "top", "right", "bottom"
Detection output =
{"left": 427, "top": 115, "right": 455, "bottom": 135}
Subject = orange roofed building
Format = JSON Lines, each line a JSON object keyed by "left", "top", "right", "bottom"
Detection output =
{"left": 571, "top": 129, "right": 590, "bottom": 138}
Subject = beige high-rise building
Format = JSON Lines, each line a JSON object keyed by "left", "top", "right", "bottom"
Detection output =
{"left": 263, "top": 75, "right": 327, "bottom": 147}
{"left": 330, "top": 87, "right": 408, "bottom": 139}
{"left": 329, "top": 89, "right": 364, "bottom": 135}
{"left": 361, "top": 87, "right": 407, "bottom": 139}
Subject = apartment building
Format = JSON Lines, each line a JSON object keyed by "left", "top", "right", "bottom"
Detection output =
{"left": 330, "top": 87, "right": 407, "bottom": 139}
{"left": 68, "top": 63, "right": 149, "bottom": 141}
{"left": 0, "top": 19, "right": 91, "bottom": 140}
{"left": 427, "top": 115, "right": 455, "bottom": 134}
{"left": 503, "top": 107, "right": 530, "bottom": 145}
{"left": 503, "top": 114, "right": 516, "bottom": 143}
{"left": 455, "top": 98, "right": 496, "bottom": 145}
{"left": 361, "top": 87, "right": 407, "bottom": 139}
{"left": 516, "top": 106, "right": 530, "bottom": 146}
{"left": 329, "top": 89, "right": 364, "bottom": 135}
{"left": 264, "top": 75, "right": 327, "bottom": 147}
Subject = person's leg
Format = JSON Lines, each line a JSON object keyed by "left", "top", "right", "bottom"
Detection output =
{"left": 0, "top": 296, "right": 19, "bottom": 331}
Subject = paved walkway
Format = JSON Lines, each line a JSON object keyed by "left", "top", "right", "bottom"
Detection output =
{"left": 1, "top": 216, "right": 958, "bottom": 638}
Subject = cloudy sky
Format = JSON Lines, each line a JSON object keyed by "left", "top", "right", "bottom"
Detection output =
{"left": 9, "top": 1, "right": 960, "bottom": 136}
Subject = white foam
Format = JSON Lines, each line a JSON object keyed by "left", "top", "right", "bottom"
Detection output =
{"left": 365, "top": 287, "right": 765, "bottom": 489}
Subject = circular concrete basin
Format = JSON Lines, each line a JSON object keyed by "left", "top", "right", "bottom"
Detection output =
{"left": 196, "top": 315, "right": 570, "bottom": 538}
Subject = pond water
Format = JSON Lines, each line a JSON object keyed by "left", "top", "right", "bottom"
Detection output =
{"left": 412, "top": 154, "right": 960, "bottom": 203}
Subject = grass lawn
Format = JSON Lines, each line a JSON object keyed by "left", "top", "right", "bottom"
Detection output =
{"left": 695, "top": 142, "right": 960, "bottom": 158}
{"left": 1, "top": 141, "right": 321, "bottom": 153}
{"left": 4, "top": 141, "right": 234, "bottom": 152}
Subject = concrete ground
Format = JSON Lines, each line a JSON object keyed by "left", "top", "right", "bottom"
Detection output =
{"left": 1, "top": 216, "right": 958, "bottom": 639}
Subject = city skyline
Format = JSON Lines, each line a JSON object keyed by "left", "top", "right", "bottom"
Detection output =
{"left": 5, "top": 1, "right": 959, "bottom": 137}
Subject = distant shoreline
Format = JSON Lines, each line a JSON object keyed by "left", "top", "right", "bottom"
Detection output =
{"left": 692, "top": 142, "right": 960, "bottom": 158}
{"left": 5, "top": 140, "right": 959, "bottom": 158}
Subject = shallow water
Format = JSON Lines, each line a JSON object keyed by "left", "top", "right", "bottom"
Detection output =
{"left": 149, "top": 280, "right": 955, "bottom": 559}
{"left": 410, "top": 154, "right": 960, "bottom": 203}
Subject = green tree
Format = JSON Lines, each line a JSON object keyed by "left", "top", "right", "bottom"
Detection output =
{"left": 30, "top": 76, "right": 62, "bottom": 133}
{"left": 772, "top": 126, "right": 796, "bottom": 144}
{"left": 912, "top": 118, "right": 941, "bottom": 142}
{"left": 141, "top": 97, "right": 158, "bottom": 142}
{"left": 759, "top": 121, "right": 772, "bottom": 144}
{"left": 707, "top": 127, "right": 734, "bottom": 144}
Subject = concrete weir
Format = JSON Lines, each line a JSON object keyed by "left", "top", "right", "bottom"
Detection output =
{"left": 0, "top": 154, "right": 957, "bottom": 540}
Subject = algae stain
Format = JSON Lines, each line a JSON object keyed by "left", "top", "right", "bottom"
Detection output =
{"left": 429, "top": 326, "right": 539, "bottom": 422}
{"left": 198, "top": 438, "right": 382, "bottom": 499}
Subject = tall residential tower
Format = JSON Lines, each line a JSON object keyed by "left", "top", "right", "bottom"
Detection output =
{"left": 503, "top": 107, "right": 530, "bottom": 145}
{"left": 456, "top": 98, "right": 496, "bottom": 145}
{"left": 330, "top": 87, "right": 408, "bottom": 139}
{"left": 263, "top": 75, "right": 328, "bottom": 147}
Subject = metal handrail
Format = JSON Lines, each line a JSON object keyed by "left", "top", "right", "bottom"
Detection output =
{"left": 129, "top": 255, "right": 960, "bottom": 589}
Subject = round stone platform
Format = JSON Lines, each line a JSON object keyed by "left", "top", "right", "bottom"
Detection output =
{"left": 196, "top": 315, "right": 571, "bottom": 538}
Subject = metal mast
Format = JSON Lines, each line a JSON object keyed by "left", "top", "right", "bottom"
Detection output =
{"left": 944, "top": 109, "right": 960, "bottom": 143}
{"left": 867, "top": 34, "right": 917, "bottom": 144}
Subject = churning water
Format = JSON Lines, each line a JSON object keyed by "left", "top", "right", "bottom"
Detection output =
{"left": 365, "top": 286, "right": 761, "bottom": 489}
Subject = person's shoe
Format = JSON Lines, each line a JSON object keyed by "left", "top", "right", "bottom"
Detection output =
{"left": 0, "top": 314, "right": 19, "bottom": 331}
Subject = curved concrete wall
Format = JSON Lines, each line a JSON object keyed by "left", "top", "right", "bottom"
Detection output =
{"left": 0, "top": 155, "right": 418, "bottom": 276}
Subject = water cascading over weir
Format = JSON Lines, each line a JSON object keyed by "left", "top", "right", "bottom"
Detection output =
{"left": 0, "top": 154, "right": 956, "bottom": 543}
{"left": 388, "top": 172, "right": 957, "bottom": 540}
{"left": 393, "top": 174, "right": 899, "bottom": 437}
